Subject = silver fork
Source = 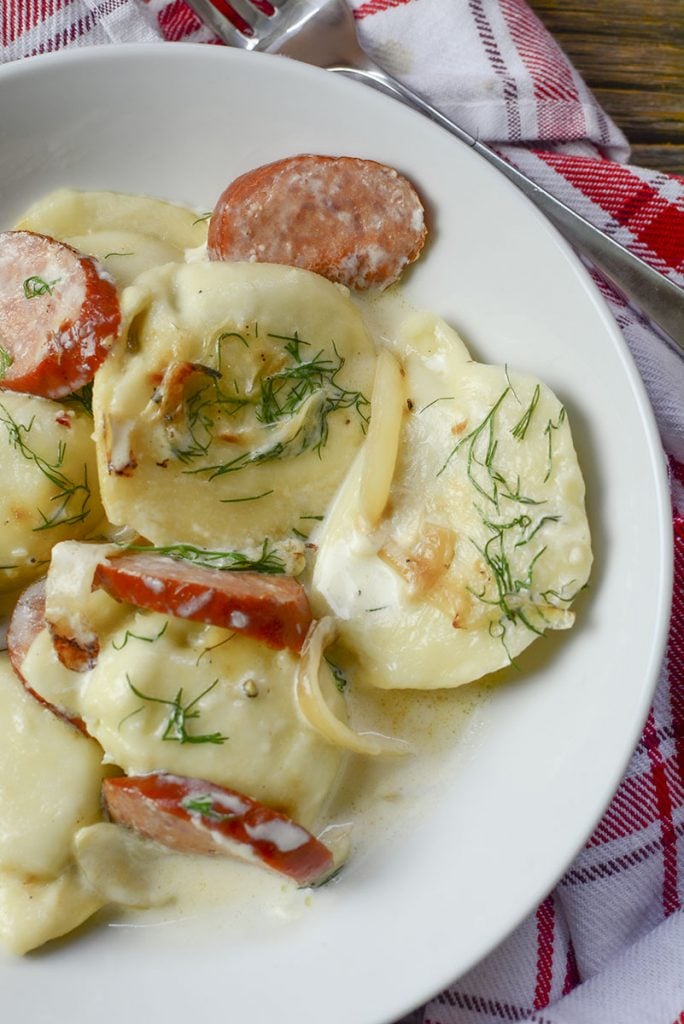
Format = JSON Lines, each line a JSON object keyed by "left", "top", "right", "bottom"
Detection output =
{"left": 186, "top": 0, "right": 684, "bottom": 353}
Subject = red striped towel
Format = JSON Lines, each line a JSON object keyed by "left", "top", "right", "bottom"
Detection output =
{"left": 2, "top": 1, "right": 683, "bottom": 1021}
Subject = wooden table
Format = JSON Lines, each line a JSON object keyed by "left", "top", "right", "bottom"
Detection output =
{"left": 527, "top": 0, "right": 684, "bottom": 175}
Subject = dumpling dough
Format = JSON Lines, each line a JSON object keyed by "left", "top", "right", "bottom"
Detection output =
{"left": 0, "top": 392, "right": 104, "bottom": 594}
{"left": 92, "top": 261, "right": 377, "bottom": 548}
{"left": 0, "top": 656, "right": 105, "bottom": 953}
{"left": 312, "top": 312, "right": 592, "bottom": 688}
{"left": 15, "top": 188, "right": 209, "bottom": 288}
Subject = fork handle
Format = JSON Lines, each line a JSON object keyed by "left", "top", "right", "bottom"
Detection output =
{"left": 330, "top": 64, "right": 684, "bottom": 354}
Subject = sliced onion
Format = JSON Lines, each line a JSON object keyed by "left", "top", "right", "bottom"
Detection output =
{"left": 45, "top": 540, "right": 118, "bottom": 664}
{"left": 296, "top": 617, "right": 410, "bottom": 757}
{"left": 358, "top": 348, "right": 405, "bottom": 531}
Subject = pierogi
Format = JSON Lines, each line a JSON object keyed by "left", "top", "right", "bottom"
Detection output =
{"left": 0, "top": 183, "right": 592, "bottom": 955}
{"left": 92, "top": 261, "right": 376, "bottom": 548}
{"left": 312, "top": 311, "right": 592, "bottom": 687}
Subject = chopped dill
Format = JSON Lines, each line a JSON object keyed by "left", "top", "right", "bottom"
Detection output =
{"left": 126, "top": 675, "right": 227, "bottom": 745}
{"left": 439, "top": 388, "right": 543, "bottom": 508}
{"left": 182, "top": 794, "right": 235, "bottom": 821}
{"left": 104, "top": 251, "right": 134, "bottom": 259}
{"left": 177, "top": 328, "right": 370, "bottom": 477}
{"left": 121, "top": 538, "right": 286, "bottom": 574}
{"left": 325, "top": 657, "right": 349, "bottom": 693}
{"left": 438, "top": 387, "right": 510, "bottom": 501}
{"left": 220, "top": 490, "right": 274, "bottom": 504}
{"left": 418, "top": 396, "right": 455, "bottom": 415}
{"left": 543, "top": 407, "right": 566, "bottom": 482}
{"left": 23, "top": 275, "right": 60, "bottom": 299}
{"left": 64, "top": 381, "right": 94, "bottom": 415}
{"left": 0, "top": 402, "right": 91, "bottom": 531}
{"left": 195, "top": 632, "right": 236, "bottom": 666}
{"left": 514, "top": 514, "right": 561, "bottom": 547}
{"left": 511, "top": 384, "right": 541, "bottom": 441}
{"left": 112, "top": 620, "right": 168, "bottom": 651}
{"left": 217, "top": 330, "right": 250, "bottom": 350}
{"left": 504, "top": 365, "right": 520, "bottom": 404}
{"left": 468, "top": 528, "right": 548, "bottom": 639}
{"left": 0, "top": 346, "right": 13, "bottom": 379}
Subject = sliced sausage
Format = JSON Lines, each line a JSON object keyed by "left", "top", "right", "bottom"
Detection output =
{"left": 7, "top": 578, "right": 87, "bottom": 731}
{"left": 93, "top": 553, "right": 312, "bottom": 651}
{"left": 0, "top": 230, "right": 120, "bottom": 398}
{"left": 208, "top": 154, "right": 427, "bottom": 290}
{"left": 102, "top": 773, "right": 336, "bottom": 886}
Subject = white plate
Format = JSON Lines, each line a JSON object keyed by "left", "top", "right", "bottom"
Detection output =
{"left": 0, "top": 44, "right": 672, "bottom": 1024}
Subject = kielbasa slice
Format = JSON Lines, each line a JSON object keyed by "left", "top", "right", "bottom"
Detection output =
{"left": 103, "top": 773, "right": 335, "bottom": 886}
{"left": 0, "top": 230, "right": 120, "bottom": 398}
{"left": 93, "top": 553, "right": 312, "bottom": 651}
{"left": 208, "top": 154, "right": 427, "bottom": 290}
{"left": 7, "top": 578, "right": 87, "bottom": 730}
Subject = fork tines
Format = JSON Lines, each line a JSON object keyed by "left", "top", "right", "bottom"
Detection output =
{"left": 186, "top": 0, "right": 289, "bottom": 46}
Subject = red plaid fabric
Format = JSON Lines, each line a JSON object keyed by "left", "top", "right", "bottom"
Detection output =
{"left": 2, "top": 1, "right": 683, "bottom": 1020}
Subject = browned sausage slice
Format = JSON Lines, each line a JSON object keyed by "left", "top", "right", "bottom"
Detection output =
{"left": 7, "top": 578, "right": 87, "bottom": 731}
{"left": 103, "top": 773, "right": 336, "bottom": 886}
{"left": 0, "top": 230, "right": 120, "bottom": 398}
{"left": 208, "top": 154, "right": 427, "bottom": 290}
{"left": 93, "top": 553, "right": 312, "bottom": 651}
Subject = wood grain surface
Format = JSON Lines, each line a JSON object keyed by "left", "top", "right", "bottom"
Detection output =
{"left": 527, "top": 0, "right": 684, "bottom": 175}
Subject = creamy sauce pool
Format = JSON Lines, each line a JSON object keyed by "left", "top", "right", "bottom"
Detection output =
{"left": 107, "top": 679, "right": 489, "bottom": 935}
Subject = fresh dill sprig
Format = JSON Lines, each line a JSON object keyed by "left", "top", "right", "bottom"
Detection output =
{"left": 325, "top": 657, "right": 349, "bottom": 693}
{"left": 543, "top": 407, "right": 566, "bottom": 482}
{"left": 220, "top": 489, "right": 274, "bottom": 504}
{"left": 195, "top": 633, "right": 236, "bottom": 666}
{"left": 418, "top": 396, "right": 455, "bottom": 415}
{"left": 180, "top": 330, "right": 370, "bottom": 477}
{"left": 513, "top": 514, "right": 562, "bottom": 547}
{"left": 511, "top": 384, "right": 541, "bottom": 441}
{"left": 504, "top": 365, "right": 520, "bottom": 404}
{"left": 121, "top": 538, "right": 286, "bottom": 574}
{"left": 437, "top": 388, "right": 510, "bottom": 503}
{"left": 126, "top": 675, "right": 227, "bottom": 745}
{"left": 439, "top": 388, "right": 544, "bottom": 509}
{"left": 64, "top": 381, "right": 94, "bottom": 415}
{"left": 0, "top": 346, "right": 13, "bottom": 379}
{"left": 182, "top": 794, "right": 235, "bottom": 821}
{"left": 112, "top": 620, "right": 168, "bottom": 651}
{"left": 0, "top": 402, "right": 91, "bottom": 531}
{"left": 23, "top": 275, "right": 59, "bottom": 299}
{"left": 217, "top": 330, "right": 250, "bottom": 351}
{"left": 468, "top": 527, "right": 548, "bottom": 639}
